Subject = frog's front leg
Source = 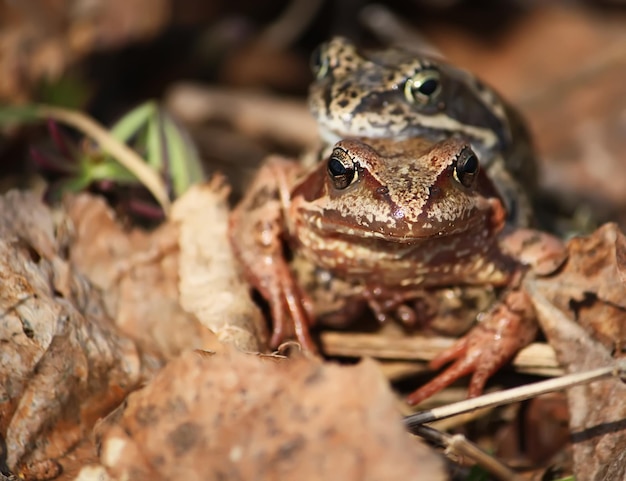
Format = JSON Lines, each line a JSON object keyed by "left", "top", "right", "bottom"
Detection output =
{"left": 406, "top": 229, "right": 567, "bottom": 406}
{"left": 406, "top": 289, "right": 536, "bottom": 405}
{"left": 229, "top": 156, "right": 316, "bottom": 351}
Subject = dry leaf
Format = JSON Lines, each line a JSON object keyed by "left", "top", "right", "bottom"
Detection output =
{"left": 0, "top": 190, "right": 156, "bottom": 475}
{"left": 172, "top": 179, "right": 268, "bottom": 352}
{"left": 94, "top": 348, "right": 444, "bottom": 481}
{"left": 526, "top": 223, "right": 626, "bottom": 481}
{"left": 65, "top": 193, "right": 219, "bottom": 358}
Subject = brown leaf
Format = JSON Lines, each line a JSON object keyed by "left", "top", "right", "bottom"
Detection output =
{"left": 0, "top": 190, "right": 156, "bottom": 474}
{"left": 172, "top": 179, "right": 269, "bottom": 352}
{"left": 525, "top": 223, "right": 626, "bottom": 481}
{"left": 65, "top": 193, "right": 219, "bottom": 358}
{"left": 532, "top": 223, "right": 626, "bottom": 349}
{"left": 95, "top": 349, "right": 444, "bottom": 481}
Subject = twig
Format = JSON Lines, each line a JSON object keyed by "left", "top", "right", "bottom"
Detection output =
{"left": 319, "top": 331, "right": 562, "bottom": 376}
{"left": 404, "top": 361, "right": 626, "bottom": 431}
{"left": 415, "top": 424, "right": 524, "bottom": 481}
{"left": 37, "top": 105, "right": 171, "bottom": 215}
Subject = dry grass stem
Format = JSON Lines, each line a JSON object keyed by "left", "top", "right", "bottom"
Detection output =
{"left": 404, "top": 362, "right": 625, "bottom": 430}
{"left": 38, "top": 105, "right": 171, "bottom": 214}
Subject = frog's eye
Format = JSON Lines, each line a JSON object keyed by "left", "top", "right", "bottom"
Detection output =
{"left": 454, "top": 147, "right": 480, "bottom": 188}
{"left": 404, "top": 68, "right": 442, "bottom": 106}
{"left": 328, "top": 149, "right": 356, "bottom": 189}
{"left": 310, "top": 45, "right": 330, "bottom": 79}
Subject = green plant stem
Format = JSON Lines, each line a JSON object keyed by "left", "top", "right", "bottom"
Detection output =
{"left": 37, "top": 105, "right": 171, "bottom": 215}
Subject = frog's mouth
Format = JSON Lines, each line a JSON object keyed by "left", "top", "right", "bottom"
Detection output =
{"left": 306, "top": 210, "right": 481, "bottom": 244}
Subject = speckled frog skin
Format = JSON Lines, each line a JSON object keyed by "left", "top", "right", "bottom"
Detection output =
{"left": 229, "top": 136, "right": 566, "bottom": 404}
{"left": 308, "top": 37, "right": 537, "bottom": 227}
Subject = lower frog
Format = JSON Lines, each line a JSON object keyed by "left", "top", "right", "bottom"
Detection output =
{"left": 229, "top": 136, "right": 565, "bottom": 404}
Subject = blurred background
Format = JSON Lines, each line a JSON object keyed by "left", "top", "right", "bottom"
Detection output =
{"left": 1, "top": 0, "right": 626, "bottom": 227}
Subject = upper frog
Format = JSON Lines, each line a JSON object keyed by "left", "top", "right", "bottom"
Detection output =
{"left": 308, "top": 37, "right": 536, "bottom": 225}
{"left": 230, "top": 135, "right": 565, "bottom": 405}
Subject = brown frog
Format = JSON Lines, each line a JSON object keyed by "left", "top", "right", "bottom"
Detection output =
{"left": 229, "top": 136, "right": 565, "bottom": 405}
{"left": 308, "top": 37, "right": 537, "bottom": 228}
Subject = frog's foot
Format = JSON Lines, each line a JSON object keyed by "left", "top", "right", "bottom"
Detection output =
{"left": 406, "top": 290, "right": 537, "bottom": 406}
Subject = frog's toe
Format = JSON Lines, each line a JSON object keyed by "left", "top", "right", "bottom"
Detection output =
{"left": 269, "top": 316, "right": 286, "bottom": 348}
{"left": 406, "top": 340, "right": 481, "bottom": 406}
{"left": 406, "top": 295, "right": 537, "bottom": 405}
{"left": 268, "top": 300, "right": 317, "bottom": 352}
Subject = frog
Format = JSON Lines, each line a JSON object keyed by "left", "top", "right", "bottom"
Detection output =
{"left": 307, "top": 36, "right": 537, "bottom": 228}
{"left": 229, "top": 136, "right": 566, "bottom": 405}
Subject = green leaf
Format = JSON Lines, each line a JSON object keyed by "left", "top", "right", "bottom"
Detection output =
{"left": 162, "top": 112, "right": 204, "bottom": 196}
{"left": 85, "top": 159, "right": 138, "bottom": 184}
{"left": 145, "top": 109, "right": 164, "bottom": 171}
{"left": 57, "top": 174, "right": 96, "bottom": 194}
{"left": 110, "top": 101, "right": 157, "bottom": 143}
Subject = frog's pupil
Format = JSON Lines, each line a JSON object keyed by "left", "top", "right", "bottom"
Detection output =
{"left": 455, "top": 148, "right": 479, "bottom": 188}
{"left": 419, "top": 78, "right": 439, "bottom": 96}
{"left": 462, "top": 153, "right": 478, "bottom": 174}
{"left": 328, "top": 157, "right": 347, "bottom": 177}
{"left": 328, "top": 155, "right": 355, "bottom": 189}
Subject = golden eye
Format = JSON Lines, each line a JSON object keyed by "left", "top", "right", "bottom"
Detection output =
{"left": 328, "top": 149, "right": 357, "bottom": 189}
{"left": 404, "top": 68, "right": 442, "bottom": 105}
{"left": 454, "top": 146, "right": 480, "bottom": 188}
{"left": 310, "top": 44, "right": 330, "bottom": 79}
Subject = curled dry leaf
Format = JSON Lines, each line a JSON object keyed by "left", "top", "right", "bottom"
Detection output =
{"left": 94, "top": 348, "right": 444, "bottom": 481}
{"left": 0, "top": 190, "right": 156, "bottom": 475}
{"left": 525, "top": 223, "right": 626, "bottom": 481}
{"left": 172, "top": 178, "right": 268, "bottom": 352}
{"left": 65, "top": 193, "right": 219, "bottom": 358}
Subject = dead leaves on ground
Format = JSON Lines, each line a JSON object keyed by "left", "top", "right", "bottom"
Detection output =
{"left": 94, "top": 349, "right": 443, "bottom": 481}
{"left": 0, "top": 191, "right": 157, "bottom": 477}
{"left": 0, "top": 187, "right": 446, "bottom": 480}
{"left": 526, "top": 223, "right": 626, "bottom": 481}
{"left": 2, "top": 186, "right": 626, "bottom": 480}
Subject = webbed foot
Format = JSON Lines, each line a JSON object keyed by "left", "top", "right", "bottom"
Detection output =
{"left": 406, "top": 290, "right": 537, "bottom": 405}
